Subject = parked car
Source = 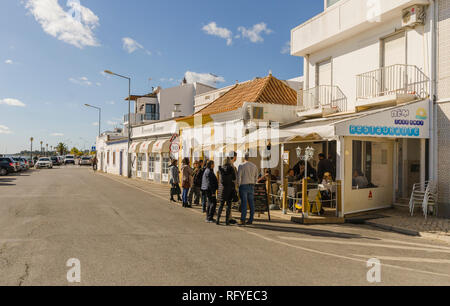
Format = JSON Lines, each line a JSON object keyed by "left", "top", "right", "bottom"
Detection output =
{"left": 27, "top": 158, "right": 34, "bottom": 168}
{"left": 64, "top": 155, "right": 75, "bottom": 165}
{"left": 0, "top": 157, "right": 16, "bottom": 176}
{"left": 35, "top": 157, "right": 53, "bottom": 169}
{"left": 79, "top": 156, "right": 92, "bottom": 166}
{"left": 50, "top": 156, "right": 61, "bottom": 166}
{"left": 11, "top": 157, "right": 25, "bottom": 171}
{"left": 19, "top": 157, "right": 30, "bottom": 170}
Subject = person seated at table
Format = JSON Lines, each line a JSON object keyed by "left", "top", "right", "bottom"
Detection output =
{"left": 286, "top": 169, "right": 297, "bottom": 210}
{"left": 321, "top": 172, "right": 333, "bottom": 186}
{"left": 257, "top": 169, "right": 277, "bottom": 184}
{"left": 352, "top": 169, "right": 369, "bottom": 189}
{"left": 299, "top": 162, "right": 318, "bottom": 182}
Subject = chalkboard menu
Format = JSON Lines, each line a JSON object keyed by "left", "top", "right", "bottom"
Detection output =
{"left": 253, "top": 184, "right": 271, "bottom": 221}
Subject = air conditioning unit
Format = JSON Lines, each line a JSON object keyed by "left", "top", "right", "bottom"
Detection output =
{"left": 402, "top": 5, "right": 426, "bottom": 28}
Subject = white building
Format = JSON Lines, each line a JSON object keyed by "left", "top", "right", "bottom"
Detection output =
{"left": 290, "top": 0, "right": 447, "bottom": 216}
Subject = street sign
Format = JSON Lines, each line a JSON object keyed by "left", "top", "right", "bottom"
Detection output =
{"left": 91, "top": 146, "right": 96, "bottom": 152}
{"left": 170, "top": 143, "right": 180, "bottom": 154}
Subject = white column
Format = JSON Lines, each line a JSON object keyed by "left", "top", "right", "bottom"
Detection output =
{"left": 402, "top": 138, "right": 409, "bottom": 197}
{"left": 420, "top": 138, "right": 426, "bottom": 190}
{"left": 336, "top": 136, "right": 345, "bottom": 217}
{"left": 393, "top": 141, "right": 399, "bottom": 203}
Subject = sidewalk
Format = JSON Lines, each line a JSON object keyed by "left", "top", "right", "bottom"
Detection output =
{"left": 363, "top": 208, "right": 450, "bottom": 244}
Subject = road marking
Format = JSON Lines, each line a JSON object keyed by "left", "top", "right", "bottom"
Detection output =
{"left": 97, "top": 172, "right": 450, "bottom": 279}
{"left": 278, "top": 236, "right": 450, "bottom": 254}
{"left": 352, "top": 255, "right": 450, "bottom": 264}
{"left": 237, "top": 228, "right": 450, "bottom": 279}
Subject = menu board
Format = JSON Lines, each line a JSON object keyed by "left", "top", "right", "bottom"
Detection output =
{"left": 253, "top": 184, "right": 271, "bottom": 221}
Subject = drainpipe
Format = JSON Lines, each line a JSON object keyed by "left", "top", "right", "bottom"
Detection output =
{"left": 429, "top": 0, "right": 438, "bottom": 185}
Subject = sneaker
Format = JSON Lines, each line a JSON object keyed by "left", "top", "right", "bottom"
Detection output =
{"left": 238, "top": 220, "right": 246, "bottom": 226}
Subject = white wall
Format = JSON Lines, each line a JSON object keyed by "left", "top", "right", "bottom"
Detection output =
{"left": 302, "top": 16, "right": 431, "bottom": 111}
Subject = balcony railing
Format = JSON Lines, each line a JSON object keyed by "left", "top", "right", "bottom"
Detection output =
{"left": 298, "top": 85, "right": 348, "bottom": 113}
{"left": 124, "top": 113, "right": 160, "bottom": 125}
{"left": 357, "top": 64, "right": 429, "bottom": 100}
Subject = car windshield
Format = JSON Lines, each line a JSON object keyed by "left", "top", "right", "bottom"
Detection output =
{"left": 82, "top": 157, "right": 91, "bottom": 160}
{"left": 39, "top": 158, "right": 50, "bottom": 161}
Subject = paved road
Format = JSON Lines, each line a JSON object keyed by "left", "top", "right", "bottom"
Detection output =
{"left": 1, "top": 167, "right": 450, "bottom": 286}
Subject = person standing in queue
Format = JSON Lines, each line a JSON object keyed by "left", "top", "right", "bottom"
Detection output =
{"left": 216, "top": 157, "right": 236, "bottom": 226}
{"left": 200, "top": 159, "right": 208, "bottom": 213}
{"left": 201, "top": 160, "right": 218, "bottom": 223}
{"left": 92, "top": 155, "right": 98, "bottom": 171}
{"left": 189, "top": 160, "right": 203, "bottom": 206}
{"left": 181, "top": 158, "right": 193, "bottom": 208}
{"left": 169, "top": 159, "right": 182, "bottom": 203}
{"left": 237, "top": 152, "right": 258, "bottom": 226}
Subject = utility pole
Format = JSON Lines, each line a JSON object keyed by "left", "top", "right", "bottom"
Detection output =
{"left": 30, "top": 137, "right": 34, "bottom": 161}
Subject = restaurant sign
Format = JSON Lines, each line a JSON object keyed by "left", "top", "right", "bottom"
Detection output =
{"left": 335, "top": 100, "right": 430, "bottom": 139}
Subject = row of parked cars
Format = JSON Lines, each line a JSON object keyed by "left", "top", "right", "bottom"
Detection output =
{"left": 0, "top": 155, "right": 94, "bottom": 176}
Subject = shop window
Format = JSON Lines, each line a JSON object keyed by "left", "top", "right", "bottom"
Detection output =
{"left": 352, "top": 141, "right": 389, "bottom": 189}
{"left": 137, "top": 154, "right": 146, "bottom": 172}
{"left": 162, "top": 153, "right": 170, "bottom": 176}
{"left": 149, "top": 154, "right": 155, "bottom": 173}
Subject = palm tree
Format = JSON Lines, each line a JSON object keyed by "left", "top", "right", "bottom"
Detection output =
{"left": 56, "top": 143, "right": 68, "bottom": 156}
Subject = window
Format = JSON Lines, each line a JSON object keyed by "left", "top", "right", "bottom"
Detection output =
{"left": 326, "top": 0, "right": 341, "bottom": 8}
{"left": 137, "top": 153, "right": 146, "bottom": 172}
{"left": 149, "top": 154, "right": 155, "bottom": 173}
{"left": 162, "top": 153, "right": 170, "bottom": 175}
{"left": 113, "top": 152, "right": 116, "bottom": 165}
{"left": 145, "top": 104, "right": 159, "bottom": 121}
{"left": 252, "top": 106, "right": 264, "bottom": 120}
{"left": 107, "top": 151, "right": 110, "bottom": 164}
{"left": 352, "top": 141, "right": 389, "bottom": 189}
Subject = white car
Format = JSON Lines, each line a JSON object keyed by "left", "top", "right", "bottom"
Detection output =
{"left": 35, "top": 157, "right": 53, "bottom": 169}
{"left": 64, "top": 155, "right": 75, "bottom": 165}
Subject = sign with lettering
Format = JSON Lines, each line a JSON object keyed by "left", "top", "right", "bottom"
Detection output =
{"left": 335, "top": 100, "right": 430, "bottom": 139}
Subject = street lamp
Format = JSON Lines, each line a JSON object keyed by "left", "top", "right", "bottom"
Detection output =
{"left": 85, "top": 104, "right": 101, "bottom": 136}
{"left": 40, "top": 141, "right": 43, "bottom": 155}
{"left": 104, "top": 69, "right": 132, "bottom": 178}
{"left": 46, "top": 144, "right": 48, "bottom": 157}
{"left": 30, "top": 137, "right": 34, "bottom": 161}
{"left": 296, "top": 146, "right": 315, "bottom": 180}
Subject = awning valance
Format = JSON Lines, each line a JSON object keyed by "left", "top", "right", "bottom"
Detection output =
{"left": 139, "top": 141, "right": 155, "bottom": 153}
{"left": 152, "top": 139, "right": 171, "bottom": 153}
{"left": 130, "top": 142, "right": 143, "bottom": 153}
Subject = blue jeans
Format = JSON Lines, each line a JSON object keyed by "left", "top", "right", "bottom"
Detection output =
{"left": 239, "top": 184, "right": 255, "bottom": 223}
{"left": 182, "top": 188, "right": 189, "bottom": 205}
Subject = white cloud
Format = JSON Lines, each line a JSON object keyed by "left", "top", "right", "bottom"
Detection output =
{"left": 122, "top": 37, "right": 151, "bottom": 55}
{"left": 281, "top": 41, "right": 291, "bottom": 54}
{"left": 51, "top": 133, "right": 64, "bottom": 137}
{"left": 24, "top": 0, "right": 100, "bottom": 49}
{"left": 0, "top": 125, "right": 12, "bottom": 134}
{"left": 69, "top": 76, "right": 92, "bottom": 86}
{"left": 0, "top": 98, "right": 26, "bottom": 107}
{"left": 237, "top": 22, "right": 273, "bottom": 43}
{"left": 4, "top": 59, "right": 13, "bottom": 64}
{"left": 92, "top": 122, "right": 99, "bottom": 126}
{"left": 184, "top": 71, "right": 225, "bottom": 87}
{"left": 202, "top": 22, "right": 233, "bottom": 46}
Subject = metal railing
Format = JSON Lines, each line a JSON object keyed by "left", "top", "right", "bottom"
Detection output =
{"left": 124, "top": 113, "right": 160, "bottom": 125}
{"left": 357, "top": 64, "right": 429, "bottom": 100}
{"left": 298, "top": 85, "right": 347, "bottom": 113}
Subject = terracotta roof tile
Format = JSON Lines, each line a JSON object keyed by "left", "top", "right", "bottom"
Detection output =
{"left": 196, "top": 75, "right": 297, "bottom": 116}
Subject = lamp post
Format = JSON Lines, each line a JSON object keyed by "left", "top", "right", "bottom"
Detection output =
{"left": 296, "top": 146, "right": 315, "bottom": 180}
{"left": 46, "top": 144, "right": 48, "bottom": 157}
{"left": 40, "top": 141, "right": 43, "bottom": 155}
{"left": 85, "top": 104, "right": 101, "bottom": 136}
{"left": 30, "top": 137, "right": 34, "bottom": 161}
{"left": 104, "top": 69, "right": 132, "bottom": 178}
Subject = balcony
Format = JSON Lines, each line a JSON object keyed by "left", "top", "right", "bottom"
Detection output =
{"left": 124, "top": 113, "right": 160, "bottom": 125}
{"left": 291, "top": 0, "right": 429, "bottom": 56}
{"left": 297, "top": 85, "right": 348, "bottom": 118}
{"left": 356, "top": 64, "right": 429, "bottom": 110}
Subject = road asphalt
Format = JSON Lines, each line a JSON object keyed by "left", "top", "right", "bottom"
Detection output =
{"left": 0, "top": 166, "right": 449, "bottom": 286}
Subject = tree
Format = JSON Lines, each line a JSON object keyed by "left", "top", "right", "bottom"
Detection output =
{"left": 56, "top": 143, "right": 68, "bottom": 155}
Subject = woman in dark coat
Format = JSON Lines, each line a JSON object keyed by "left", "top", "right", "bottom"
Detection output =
{"left": 216, "top": 157, "right": 236, "bottom": 225}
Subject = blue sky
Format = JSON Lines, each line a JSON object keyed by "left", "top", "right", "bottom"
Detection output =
{"left": 0, "top": 0, "right": 322, "bottom": 154}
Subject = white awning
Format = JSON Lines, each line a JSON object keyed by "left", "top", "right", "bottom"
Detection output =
{"left": 139, "top": 141, "right": 155, "bottom": 153}
{"left": 152, "top": 139, "right": 171, "bottom": 153}
{"left": 129, "top": 142, "right": 143, "bottom": 153}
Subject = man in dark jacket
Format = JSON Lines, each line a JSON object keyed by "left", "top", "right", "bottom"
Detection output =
{"left": 317, "top": 153, "right": 335, "bottom": 182}
{"left": 216, "top": 158, "right": 236, "bottom": 225}
{"left": 201, "top": 160, "right": 218, "bottom": 223}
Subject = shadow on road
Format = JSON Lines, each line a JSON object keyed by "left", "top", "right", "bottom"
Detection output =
{"left": 248, "top": 223, "right": 380, "bottom": 240}
{"left": 0, "top": 177, "right": 16, "bottom": 186}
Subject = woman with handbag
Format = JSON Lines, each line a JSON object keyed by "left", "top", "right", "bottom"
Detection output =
{"left": 169, "top": 159, "right": 181, "bottom": 203}
{"left": 181, "top": 158, "right": 194, "bottom": 208}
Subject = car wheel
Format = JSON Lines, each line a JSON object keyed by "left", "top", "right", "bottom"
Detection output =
{"left": 0, "top": 168, "right": 7, "bottom": 176}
